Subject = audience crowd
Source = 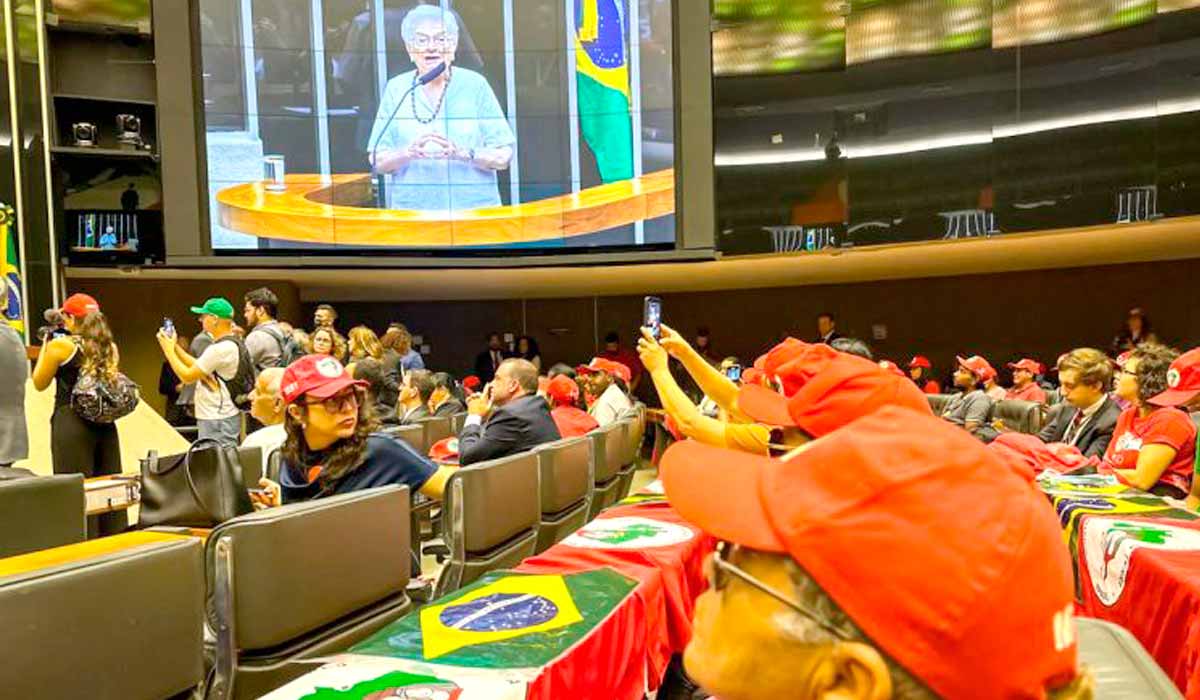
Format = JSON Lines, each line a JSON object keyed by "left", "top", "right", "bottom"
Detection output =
{"left": 14, "top": 290, "right": 1200, "bottom": 699}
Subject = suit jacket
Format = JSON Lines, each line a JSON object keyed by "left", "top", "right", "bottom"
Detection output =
{"left": 458, "top": 395, "right": 561, "bottom": 466}
{"left": 1037, "top": 396, "right": 1122, "bottom": 459}
{"left": 473, "top": 349, "right": 510, "bottom": 384}
{"left": 0, "top": 323, "right": 28, "bottom": 465}
{"left": 396, "top": 403, "right": 431, "bottom": 426}
{"left": 433, "top": 398, "right": 466, "bottom": 417}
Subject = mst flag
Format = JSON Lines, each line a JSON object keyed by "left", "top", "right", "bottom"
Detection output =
{"left": 575, "top": 0, "right": 633, "bottom": 183}
{"left": 351, "top": 569, "right": 636, "bottom": 669}
{"left": 0, "top": 205, "right": 23, "bottom": 334}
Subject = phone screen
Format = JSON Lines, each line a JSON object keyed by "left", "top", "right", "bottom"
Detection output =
{"left": 162, "top": 317, "right": 175, "bottom": 337}
{"left": 643, "top": 296, "right": 662, "bottom": 339}
{"left": 725, "top": 364, "right": 742, "bottom": 382}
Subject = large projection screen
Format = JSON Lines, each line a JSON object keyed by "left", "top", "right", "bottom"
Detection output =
{"left": 196, "top": 0, "right": 677, "bottom": 255}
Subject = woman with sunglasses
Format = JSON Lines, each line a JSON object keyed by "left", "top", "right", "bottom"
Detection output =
{"left": 1103, "top": 343, "right": 1196, "bottom": 498}
{"left": 253, "top": 355, "right": 455, "bottom": 507}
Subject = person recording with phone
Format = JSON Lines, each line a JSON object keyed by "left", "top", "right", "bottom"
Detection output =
{"left": 456, "top": 358, "right": 560, "bottom": 466}
{"left": 367, "top": 5, "right": 514, "bottom": 212}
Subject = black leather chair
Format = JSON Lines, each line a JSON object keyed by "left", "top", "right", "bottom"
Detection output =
{"left": 236, "top": 445, "right": 263, "bottom": 486}
{"left": 433, "top": 451, "right": 540, "bottom": 597}
{"left": 0, "top": 474, "right": 85, "bottom": 558}
{"left": 203, "top": 487, "right": 413, "bottom": 699}
{"left": 1077, "top": 617, "right": 1180, "bottom": 698}
{"left": 534, "top": 437, "right": 594, "bottom": 553}
{"left": 927, "top": 393, "right": 954, "bottom": 416}
{"left": 587, "top": 421, "right": 628, "bottom": 519}
{"left": 991, "top": 399, "right": 1044, "bottom": 434}
{"left": 0, "top": 533, "right": 205, "bottom": 699}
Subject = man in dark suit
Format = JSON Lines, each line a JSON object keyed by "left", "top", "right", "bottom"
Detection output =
{"left": 816, "top": 312, "right": 843, "bottom": 345}
{"left": 1037, "top": 348, "right": 1122, "bottom": 458}
{"left": 396, "top": 369, "right": 434, "bottom": 425}
{"left": 473, "top": 332, "right": 510, "bottom": 384}
{"left": 430, "top": 372, "right": 466, "bottom": 417}
{"left": 459, "top": 358, "right": 561, "bottom": 466}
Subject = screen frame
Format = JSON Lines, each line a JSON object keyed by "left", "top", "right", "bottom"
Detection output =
{"left": 159, "top": 0, "right": 713, "bottom": 266}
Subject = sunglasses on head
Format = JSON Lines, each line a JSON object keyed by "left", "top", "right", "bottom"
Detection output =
{"left": 710, "top": 542, "right": 849, "bottom": 641}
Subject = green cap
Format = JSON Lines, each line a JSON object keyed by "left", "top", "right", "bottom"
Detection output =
{"left": 190, "top": 297, "right": 235, "bottom": 320}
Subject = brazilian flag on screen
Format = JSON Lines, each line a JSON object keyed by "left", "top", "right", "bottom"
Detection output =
{"left": 351, "top": 569, "right": 636, "bottom": 669}
{"left": 575, "top": 0, "right": 634, "bottom": 184}
{"left": 0, "top": 204, "right": 23, "bottom": 335}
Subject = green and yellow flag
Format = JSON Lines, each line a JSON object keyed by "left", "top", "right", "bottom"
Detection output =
{"left": 351, "top": 569, "right": 636, "bottom": 669}
{"left": 575, "top": 0, "right": 634, "bottom": 184}
{"left": 0, "top": 204, "right": 23, "bottom": 334}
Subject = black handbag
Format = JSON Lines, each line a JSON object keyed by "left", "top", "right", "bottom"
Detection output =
{"left": 138, "top": 438, "right": 254, "bottom": 528}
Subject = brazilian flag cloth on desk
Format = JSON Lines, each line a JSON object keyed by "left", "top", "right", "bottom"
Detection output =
{"left": 575, "top": 0, "right": 634, "bottom": 184}
{"left": 352, "top": 569, "right": 637, "bottom": 669}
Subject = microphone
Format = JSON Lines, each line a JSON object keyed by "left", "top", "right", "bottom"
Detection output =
{"left": 368, "top": 62, "right": 447, "bottom": 208}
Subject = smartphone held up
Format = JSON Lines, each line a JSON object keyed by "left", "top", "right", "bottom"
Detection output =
{"left": 643, "top": 296, "right": 662, "bottom": 340}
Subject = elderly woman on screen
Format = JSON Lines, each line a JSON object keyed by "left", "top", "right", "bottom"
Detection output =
{"left": 367, "top": 5, "right": 515, "bottom": 212}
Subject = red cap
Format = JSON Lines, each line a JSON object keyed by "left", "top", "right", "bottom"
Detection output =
{"left": 1149, "top": 347, "right": 1200, "bottom": 407}
{"left": 577, "top": 357, "right": 632, "bottom": 384}
{"left": 752, "top": 338, "right": 813, "bottom": 395}
{"left": 546, "top": 374, "right": 580, "bottom": 405}
{"left": 662, "top": 407, "right": 1078, "bottom": 700}
{"left": 60, "top": 293, "right": 100, "bottom": 317}
{"left": 908, "top": 355, "right": 932, "bottom": 369}
{"left": 280, "top": 354, "right": 367, "bottom": 405}
{"left": 878, "top": 360, "right": 906, "bottom": 378}
{"left": 463, "top": 375, "right": 482, "bottom": 390}
{"left": 429, "top": 437, "right": 459, "bottom": 462}
{"left": 737, "top": 345, "right": 933, "bottom": 436}
{"left": 956, "top": 355, "right": 996, "bottom": 381}
{"left": 1007, "top": 358, "right": 1043, "bottom": 374}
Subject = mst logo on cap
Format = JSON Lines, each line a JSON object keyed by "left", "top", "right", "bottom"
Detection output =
{"left": 1168, "top": 368, "right": 1181, "bottom": 388}
{"left": 315, "top": 356, "right": 344, "bottom": 378}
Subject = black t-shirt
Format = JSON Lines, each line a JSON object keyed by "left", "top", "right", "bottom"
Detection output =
{"left": 279, "top": 433, "right": 436, "bottom": 503}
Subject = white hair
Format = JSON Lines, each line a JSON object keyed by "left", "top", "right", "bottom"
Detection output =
{"left": 401, "top": 5, "right": 460, "bottom": 44}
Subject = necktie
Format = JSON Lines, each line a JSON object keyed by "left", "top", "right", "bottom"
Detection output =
{"left": 1065, "top": 410, "right": 1086, "bottom": 445}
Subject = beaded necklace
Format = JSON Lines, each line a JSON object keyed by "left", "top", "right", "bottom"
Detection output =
{"left": 413, "top": 67, "right": 452, "bottom": 125}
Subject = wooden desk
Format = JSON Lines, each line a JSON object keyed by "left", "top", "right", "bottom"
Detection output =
{"left": 216, "top": 169, "right": 675, "bottom": 247}
{"left": 84, "top": 475, "right": 140, "bottom": 516}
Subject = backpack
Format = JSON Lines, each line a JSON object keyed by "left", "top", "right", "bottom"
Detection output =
{"left": 72, "top": 369, "right": 140, "bottom": 424}
{"left": 215, "top": 336, "right": 257, "bottom": 411}
{"left": 259, "top": 324, "right": 303, "bottom": 368}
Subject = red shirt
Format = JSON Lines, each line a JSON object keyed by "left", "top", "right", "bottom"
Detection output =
{"left": 1104, "top": 406, "right": 1197, "bottom": 495}
{"left": 1006, "top": 383, "right": 1047, "bottom": 404}
{"left": 921, "top": 380, "right": 941, "bottom": 395}
{"left": 552, "top": 405, "right": 600, "bottom": 439}
{"left": 598, "top": 348, "right": 643, "bottom": 384}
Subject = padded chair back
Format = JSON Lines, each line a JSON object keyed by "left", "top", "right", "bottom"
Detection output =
{"left": 382, "top": 423, "right": 425, "bottom": 453}
{"left": 992, "top": 399, "right": 1043, "bottom": 434}
{"left": 417, "top": 416, "right": 454, "bottom": 454}
{"left": 588, "top": 421, "right": 628, "bottom": 518}
{"left": 265, "top": 450, "right": 283, "bottom": 483}
{"left": 0, "top": 474, "right": 85, "bottom": 558}
{"left": 237, "top": 445, "right": 263, "bottom": 486}
{"left": 437, "top": 451, "right": 540, "bottom": 597}
{"left": 1077, "top": 618, "right": 1180, "bottom": 698}
{"left": 450, "top": 412, "right": 469, "bottom": 435}
{"left": 534, "top": 437, "right": 594, "bottom": 553}
{"left": 927, "top": 393, "right": 954, "bottom": 416}
{"left": 205, "top": 487, "right": 413, "bottom": 699}
{"left": 0, "top": 533, "right": 205, "bottom": 699}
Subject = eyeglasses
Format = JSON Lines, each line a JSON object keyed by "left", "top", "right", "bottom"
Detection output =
{"left": 710, "top": 542, "right": 849, "bottom": 641}
{"left": 304, "top": 388, "right": 362, "bottom": 414}
{"left": 409, "top": 32, "right": 453, "bottom": 50}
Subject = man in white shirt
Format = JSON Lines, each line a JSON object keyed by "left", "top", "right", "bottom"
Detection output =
{"left": 579, "top": 358, "right": 634, "bottom": 427}
{"left": 158, "top": 297, "right": 244, "bottom": 446}
{"left": 242, "top": 367, "right": 287, "bottom": 474}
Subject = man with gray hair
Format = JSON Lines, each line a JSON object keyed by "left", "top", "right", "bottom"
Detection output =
{"left": 242, "top": 367, "right": 287, "bottom": 474}
{"left": 457, "top": 358, "right": 560, "bottom": 465}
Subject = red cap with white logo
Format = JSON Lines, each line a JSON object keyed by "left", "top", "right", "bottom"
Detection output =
{"left": 1148, "top": 347, "right": 1200, "bottom": 408}
{"left": 280, "top": 354, "right": 366, "bottom": 405}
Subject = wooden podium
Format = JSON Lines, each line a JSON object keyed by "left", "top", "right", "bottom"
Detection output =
{"left": 216, "top": 169, "right": 675, "bottom": 247}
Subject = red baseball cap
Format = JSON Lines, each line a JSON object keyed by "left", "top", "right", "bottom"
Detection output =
{"left": 280, "top": 354, "right": 367, "bottom": 405}
{"left": 908, "top": 355, "right": 932, "bottom": 369}
{"left": 750, "top": 338, "right": 813, "bottom": 395}
{"left": 546, "top": 374, "right": 580, "bottom": 405}
{"left": 737, "top": 345, "right": 933, "bottom": 436}
{"left": 577, "top": 357, "right": 632, "bottom": 384}
{"left": 956, "top": 355, "right": 996, "bottom": 381}
{"left": 1007, "top": 358, "right": 1042, "bottom": 374}
{"left": 662, "top": 407, "right": 1078, "bottom": 700}
{"left": 1149, "top": 347, "right": 1200, "bottom": 407}
{"left": 60, "top": 293, "right": 100, "bottom": 317}
{"left": 877, "top": 360, "right": 906, "bottom": 378}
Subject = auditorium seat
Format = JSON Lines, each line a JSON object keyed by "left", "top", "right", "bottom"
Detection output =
{"left": 926, "top": 393, "right": 953, "bottom": 416}
{"left": 533, "top": 437, "right": 594, "bottom": 553}
{"left": 450, "top": 411, "right": 469, "bottom": 435}
{"left": 588, "top": 421, "right": 628, "bottom": 519}
{"left": 381, "top": 423, "right": 424, "bottom": 453}
{"left": 1077, "top": 617, "right": 1180, "bottom": 698}
{"left": 236, "top": 445, "right": 263, "bottom": 486}
{"left": 415, "top": 415, "right": 454, "bottom": 454}
{"left": 432, "top": 451, "right": 540, "bottom": 598}
{"left": 0, "top": 473, "right": 85, "bottom": 558}
{"left": 0, "top": 532, "right": 205, "bottom": 699}
{"left": 202, "top": 487, "right": 413, "bottom": 700}
{"left": 991, "top": 399, "right": 1044, "bottom": 434}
